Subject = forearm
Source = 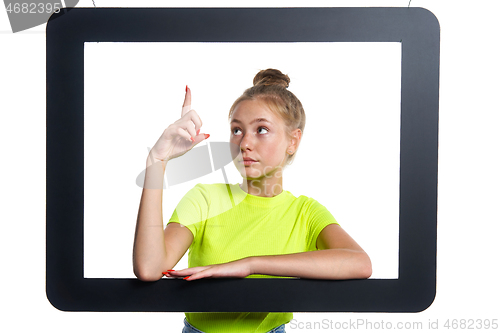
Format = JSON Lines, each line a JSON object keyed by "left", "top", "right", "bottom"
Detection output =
{"left": 249, "top": 249, "right": 372, "bottom": 280}
{"left": 133, "top": 156, "right": 169, "bottom": 281}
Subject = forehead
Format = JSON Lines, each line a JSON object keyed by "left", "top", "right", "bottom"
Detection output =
{"left": 230, "top": 99, "right": 280, "bottom": 124}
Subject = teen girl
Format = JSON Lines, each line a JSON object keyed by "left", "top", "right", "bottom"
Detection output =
{"left": 133, "top": 69, "right": 372, "bottom": 333}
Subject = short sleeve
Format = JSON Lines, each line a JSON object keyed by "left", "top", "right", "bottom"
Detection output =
{"left": 168, "top": 184, "right": 210, "bottom": 239}
{"left": 303, "top": 198, "right": 339, "bottom": 251}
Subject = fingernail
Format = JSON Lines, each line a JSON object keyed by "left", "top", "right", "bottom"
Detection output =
{"left": 196, "top": 129, "right": 200, "bottom": 136}
{"left": 186, "top": 85, "right": 188, "bottom": 92}
{"left": 204, "top": 134, "right": 210, "bottom": 139}
{"left": 191, "top": 137, "right": 195, "bottom": 142}
{"left": 162, "top": 272, "right": 168, "bottom": 275}
{"left": 183, "top": 276, "right": 190, "bottom": 280}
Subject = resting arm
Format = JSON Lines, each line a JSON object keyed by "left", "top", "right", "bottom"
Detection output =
{"left": 251, "top": 224, "right": 372, "bottom": 279}
{"left": 168, "top": 224, "right": 371, "bottom": 280}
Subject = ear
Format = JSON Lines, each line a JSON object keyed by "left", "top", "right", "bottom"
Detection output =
{"left": 287, "top": 129, "right": 302, "bottom": 154}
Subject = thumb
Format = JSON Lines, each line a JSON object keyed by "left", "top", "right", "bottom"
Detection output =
{"left": 192, "top": 133, "right": 210, "bottom": 144}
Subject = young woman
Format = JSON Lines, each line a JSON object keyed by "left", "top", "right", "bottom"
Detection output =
{"left": 133, "top": 69, "right": 372, "bottom": 333}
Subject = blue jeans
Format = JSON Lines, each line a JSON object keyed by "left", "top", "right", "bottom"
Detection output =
{"left": 182, "top": 318, "right": 286, "bottom": 333}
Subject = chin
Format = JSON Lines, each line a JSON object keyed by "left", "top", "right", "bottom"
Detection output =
{"left": 240, "top": 173, "right": 258, "bottom": 180}
{"left": 238, "top": 169, "right": 260, "bottom": 180}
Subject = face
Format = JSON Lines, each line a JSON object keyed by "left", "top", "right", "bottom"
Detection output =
{"left": 230, "top": 99, "right": 291, "bottom": 180}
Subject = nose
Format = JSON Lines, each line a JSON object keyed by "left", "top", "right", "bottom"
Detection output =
{"left": 239, "top": 132, "right": 253, "bottom": 151}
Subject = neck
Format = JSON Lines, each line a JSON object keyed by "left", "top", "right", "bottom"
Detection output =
{"left": 240, "top": 176, "right": 283, "bottom": 197}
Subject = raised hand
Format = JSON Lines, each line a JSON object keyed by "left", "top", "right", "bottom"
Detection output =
{"left": 148, "top": 86, "right": 209, "bottom": 165}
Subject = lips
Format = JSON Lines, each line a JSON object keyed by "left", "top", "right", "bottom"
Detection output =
{"left": 240, "top": 157, "right": 257, "bottom": 166}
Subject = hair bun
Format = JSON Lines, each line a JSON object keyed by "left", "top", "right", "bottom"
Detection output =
{"left": 253, "top": 68, "right": 290, "bottom": 88}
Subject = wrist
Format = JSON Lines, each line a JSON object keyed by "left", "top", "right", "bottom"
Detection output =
{"left": 146, "top": 153, "right": 167, "bottom": 168}
{"left": 245, "top": 256, "right": 260, "bottom": 275}
{"left": 142, "top": 155, "right": 167, "bottom": 189}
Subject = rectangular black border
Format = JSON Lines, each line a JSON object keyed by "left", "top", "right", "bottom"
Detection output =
{"left": 46, "top": 7, "right": 439, "bottom": 312}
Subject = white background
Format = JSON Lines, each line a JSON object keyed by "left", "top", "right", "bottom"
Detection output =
{"left": 1, "top": 1, "right": 499, "bottom": 332}
{"left": 83, "top": 42, "right": 400, "bottom": 279}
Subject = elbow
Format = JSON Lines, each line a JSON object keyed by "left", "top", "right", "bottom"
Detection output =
{"left": 357, "top": 253, "right": 372, "bottom": 279}
{"left": 359, "top": 264, "right": 372, "bottom": 279}
{"left": 134, "top": 266, "right": 163, "bottom": 282}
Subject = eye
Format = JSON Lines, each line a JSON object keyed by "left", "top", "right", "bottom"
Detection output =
{"left": 257, "top": 127, "right": 269, "bottom": 134}
{"left": 232, "top": 127, "right": 242, "bottom": 135}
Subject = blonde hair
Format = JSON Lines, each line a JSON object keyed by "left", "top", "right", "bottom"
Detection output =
{"left": 228, "top": 69, "right": 306, "bottom": 165}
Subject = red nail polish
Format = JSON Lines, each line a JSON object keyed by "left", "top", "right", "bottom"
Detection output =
{"left": 183, "top": 276, "right": 190, "bottom": 280}
{"left": 167, "top": 270, "right": 175, "bottom": 272}
{"left": 204, "top": 134, "right": 210, "bottom": 139}
{"left": 196, "top": 129, "right": 200, "bottom": 136}
{"left": 162, "top": 272, "right": 168, "bottom": 275}
{"left": 190, "top": 137, "right": 195, "bottom": 142}
{"left": 186, "top": 85, "right": 188, "bottom": 92}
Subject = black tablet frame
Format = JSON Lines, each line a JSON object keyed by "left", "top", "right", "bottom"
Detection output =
{"left": 46, "top": 7, "right": 439, "bottom": 312}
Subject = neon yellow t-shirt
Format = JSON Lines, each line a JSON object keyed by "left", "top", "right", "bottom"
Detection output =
{"left": 168, "top": 183, "right": 338, "bottom": 333}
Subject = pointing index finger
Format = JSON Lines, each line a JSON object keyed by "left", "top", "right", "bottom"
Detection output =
{"left": 181, "top": 85, "right": 191, "bottom": 116}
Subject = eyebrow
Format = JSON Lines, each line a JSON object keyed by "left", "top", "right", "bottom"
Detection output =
{"left": 230, "top": 118, "right": 272, "bottom": 125}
